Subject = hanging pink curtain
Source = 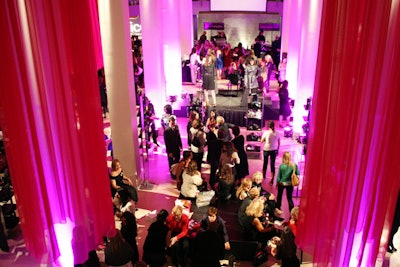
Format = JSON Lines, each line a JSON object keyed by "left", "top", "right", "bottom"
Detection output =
{"left": 297, "top": 0, "right": 400, "bottom": 266}
{"left": 90, "top": 0, "right": 104, "bottom": 69}
{"left": 0, "top": 0, "right": 114, "bottom": 265}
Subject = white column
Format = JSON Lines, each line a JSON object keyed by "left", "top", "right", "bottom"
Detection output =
{"left": 292, "top": 0, "right": 323, "bottom": 133}
{"left": 139, "top": 0, "right": 165, "bottom": 117}
{"left": 139, "top": 0, "right": 183, "bottom": 118}
{"left": 179, "top": 0, "right": 194, "bottom": 59}
{"left": 98, "top": 0, "right": 142, "bottom": 183}
{"left": 161, "top": 0, "right": 183, "bottom": 98}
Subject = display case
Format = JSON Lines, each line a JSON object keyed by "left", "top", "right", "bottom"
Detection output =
{"left": 245, "top": 99, "right": 264, "bottom": 159}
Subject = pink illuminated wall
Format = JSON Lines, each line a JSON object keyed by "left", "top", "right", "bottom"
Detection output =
{"left": 0, "top": 0, "right": 115, "bottom": 264}
{"left": 292, "top": 0, "right": 322, "bottom": 133}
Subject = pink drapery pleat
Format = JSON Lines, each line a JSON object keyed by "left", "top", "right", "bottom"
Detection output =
{"left": 89, "top": 1, "right": 104, "bottom": 69}
{"left": 0, "top": 0, "right": 115, "bottom": 265}
{"left": 297, "top": 0, "right": 400, "bottom": 266}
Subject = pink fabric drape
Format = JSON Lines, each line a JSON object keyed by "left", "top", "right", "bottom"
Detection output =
{"left": 297, "top": 0, "right": 400, "bottom": 266}
{"left": 0, "top": 0, "right": 114, "bottom": 264}
{"left": 90, "top": 0, "right": 104, "bottom": 69}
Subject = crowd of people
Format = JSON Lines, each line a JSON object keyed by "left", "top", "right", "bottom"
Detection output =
{"left": 98, "top": 31, "right": 301, "bottom": 267}
{"left": 186, "top": 30, "right": 291, "bottom": 110}
{"left": 101, "top": 98, "right": 305, "bottom": 266}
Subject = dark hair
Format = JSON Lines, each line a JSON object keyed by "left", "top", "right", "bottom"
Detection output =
{"left": 217, "top": 129, "right": 226, "bottom": 139}
{"left": 268, "top": 121, "right": 275, "bottom": 131}
{"left": 189, "top": 110, "right": 198, "bottom": 122}
{"left": 279, "top": 226, "right": 297, "bottom": 258}
{"left": 157, "top": 209, "right": 169, "bottom": 222}
{"left": 111, "top": 159, "right": 120, "bottom": 171}
{"left": 232, "top": 125, "right": 240, "bottom": 136}
{"left": 282, "top": 80, "right": 288, "bottom": 89}
{"left": 207, "top": 206, "right": 218, "bottom": 216}
{"left": 192, "top": 119, "right": 203, "bottom": 130}
{"left": 222, "top": 141, "right": 234, "bottom": 157}
{"left": 183, "top": 150, "right": 192, "bottom": 160}
{"left": 121, "top": 211, "right": 137, "bottom": 232}
{"left": 164, "top": 104, "right": 172, "bottom": 115}
{"left": 209, "top": 109, "right": 217, "bottom": 118}
{"left": 190, "top": 47, "right": 196, "bottom": 56}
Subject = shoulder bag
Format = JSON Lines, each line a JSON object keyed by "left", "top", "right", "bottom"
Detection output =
{"left": 291, "top": 163, "right": 300, "bottom": 186}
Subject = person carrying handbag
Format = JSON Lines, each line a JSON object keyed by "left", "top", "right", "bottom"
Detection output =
{"left": 276, "top": 151, "right": 300, "bottom": 214}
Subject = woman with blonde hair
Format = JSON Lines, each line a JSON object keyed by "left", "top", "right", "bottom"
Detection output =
{"left": 252, "top": 171, "right": 283, "bottom": 219}
{"left": 166, "top": 205, "right": 190, "bottom": 267}
{"left": 288, "top": 206, "right": 299, "bottom": 236}
{"left": 244, "top": 198, "right": 276, "bottom": 242}
{"left": 201, "top": 48, "right": 217, "bottom": 107}
{"left": 215, "top": 116, "right": 231, "bottom": 142}
{"left": 236, "top": 178, "right": 252, "bottom": 204}
{"left": 276, "top": 152, "right": 299, "bottom": 214}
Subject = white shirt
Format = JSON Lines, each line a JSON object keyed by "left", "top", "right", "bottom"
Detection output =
{"left": 120, "top": 200, "right": 135, "bottom": 214}
{"left": 181, "top": 171, "right": 203, "bottom": 198}
{"left": 190, "top": 53, "right": 201, "bottom": 66}
{"left": 261, "top": 129, "right": 280, "bottom": 151}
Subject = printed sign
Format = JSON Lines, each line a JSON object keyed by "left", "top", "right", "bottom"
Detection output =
{"left": 204, "top": 22, "right": 225, "bottom": 30}
{"left": 259, "top": 23, "right": 280, "bottom": 31}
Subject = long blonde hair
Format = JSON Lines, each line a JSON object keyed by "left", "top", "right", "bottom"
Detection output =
{"left": 205, "top": 49, "right": 216, "bottom": 66}
{"left": 282, "top": 151, "right": 292, "bottom": 166}
{"left": 245, "top": 198, "right": 264, "bottom": 218}
{"left": 236, "top": 178, "right": 252, "bottom": 199}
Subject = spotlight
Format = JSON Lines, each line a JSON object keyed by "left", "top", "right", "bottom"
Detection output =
{"left": 283, "top": 126, "right": 293, "bottom": 137}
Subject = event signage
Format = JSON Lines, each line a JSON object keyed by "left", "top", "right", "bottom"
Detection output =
{"left": 259, "top": 23, "right": 280, "bottom": 31}
{"left": 204, "top": 22, "right": 225, "bottom": 30}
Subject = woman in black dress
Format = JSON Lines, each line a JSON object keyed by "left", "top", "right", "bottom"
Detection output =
{"left": 231, "top": 126, "right": 249, "bottom": 181}
{"left": 109, "top": 159, "right": 138, "bottom": 203}
{"left": 278, "top": 80, "right": 292, "bottom": 127}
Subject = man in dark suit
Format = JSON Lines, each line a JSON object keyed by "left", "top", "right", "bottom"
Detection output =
{"left": 163, "top": 116, "right": 182, "bottom": 177}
